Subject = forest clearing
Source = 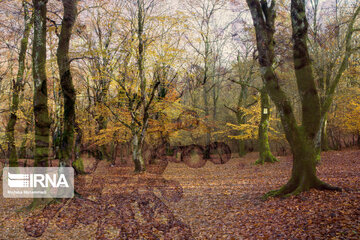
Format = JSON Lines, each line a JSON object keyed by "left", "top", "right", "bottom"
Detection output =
{"left": 1, "top": 0, "right": 360, "bottom": 239}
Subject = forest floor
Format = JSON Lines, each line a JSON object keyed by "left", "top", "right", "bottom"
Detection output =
{"left": 0, "top": 149, "right": 359, "bottom": 240}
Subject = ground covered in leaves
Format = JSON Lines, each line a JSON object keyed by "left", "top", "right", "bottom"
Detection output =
{"left": 0, "top": 149, "right": 359, "bottom": 239}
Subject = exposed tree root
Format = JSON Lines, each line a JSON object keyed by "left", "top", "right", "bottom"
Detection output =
{"left": 316, "top": 181, "right": 342, "bottom": 192}
{"left": 262, "top": 179, "right": 342, "bottom": 200}
{"left": 255, "top": 153, "right": 279, "bottom": 165}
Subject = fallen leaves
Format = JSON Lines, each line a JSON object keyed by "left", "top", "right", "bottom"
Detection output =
{"left": 0, "top": 149, "right": 359, "bottom": 239}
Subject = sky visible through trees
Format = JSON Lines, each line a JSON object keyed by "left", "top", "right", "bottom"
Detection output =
{"left": 0, "top": 0, "right": 359, "bottom": 239}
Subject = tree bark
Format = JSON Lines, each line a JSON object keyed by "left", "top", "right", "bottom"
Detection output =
{"left": 321, "top": 113, "right": 329, "bottom": 151}
{"left": 57, "top": 0, "right": 78, "bottom": 166}
{"left": 128, "top": 0, "right": 159, "bottom": 172}
{"left": 236, "top": 115, "right": 246, "bottom": 157}
{"left": 19, "top": 118, "right": 31, "bottom": 159}
{"left": 203, "top": 84, "right": 211, "bottom": 159}
{"left": 256, "top": 89, "right": 278, "bottom": 164}
{"left": 246, "top": 0, "right": 341, "bottom": 197}
{"left": 32, "top": 0, "right": 50, "bottom": 167}
{"left": 131, "top": 0, "right": 147, "bottom": 173}
{"left": 132, "top": 132, "right": 145, "bottom": 172}
{"left": 6, "top": 1, "right": 32, "bottom": 167}
{"left": 236, "top": 84, "right": 248, "bottom": 157}
{"left": 73, "top": 124, "right": 85, "bottom": 174}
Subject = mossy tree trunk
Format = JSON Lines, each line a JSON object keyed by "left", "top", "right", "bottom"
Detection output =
{"left": 56, "top": 0, "right": 78, "bottom": 167}
{"left": 19, "top": 118, "right": 31, "bottom": 159}
{"left": 6, "top": 1, "right": 32, "bottom": 167}
{"left": 256, "top": 89, "right": 278, "bottom": 164}
{"left": 73, "top": 125, "right": 85, "bottom": 174}
{"left": 246, "top": 0, "right": 346, "bottom": 197}
{"left": 32, "top": 0, "right": 50, "bottom": 167}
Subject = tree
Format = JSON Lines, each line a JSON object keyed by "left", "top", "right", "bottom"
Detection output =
{"left": 74, "top": 0, "right": 124, "bottom": 162}
{"left": 32, "top": 0, "right": 50, "bottom": 167}
{"left": 255, "top": 89, "right": 278, "bottom": 164}
{"left": 308, "top": 0, "right": 358, "bottom": 151}
{"left": 104, "top": 0, "right": 186, "bottom": 172}
{"left": 231, "top": 50, "right": 257, "bottom": 157}
{"left": 227, "top": 46, "right": 279, "bottom": 163}
{"left": 116, "top": 0, "right": 163, "bottom": 172}
{"left": 183, "top": 0, "right": 230, "bottom": 159}
{"left": 329, "top": 86, "right": 360, "bottom": 148}
{"left": 245, "top": 0, "right": 359, "bottom": 197}
{"left": 56, "top": 0, "right": 79, "bottom": 167}
{"left": 132, "top": 0, "right": 148, "bottom": 171}
{"left": 5, "top": 0, "right": 32, "bottom": 167}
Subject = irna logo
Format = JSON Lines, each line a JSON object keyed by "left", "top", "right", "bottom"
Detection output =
{"left": 3, "top": 167, "right": 74, "bottom": 198}
{"left": 7, "top": 172, "right": 69, "bottom": 188}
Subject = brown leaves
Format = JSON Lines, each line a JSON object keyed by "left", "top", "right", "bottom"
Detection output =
{"left": 172, "top": 150, "right": 360, "bottom": 239}
{"left": 23, "top": 215, "right": 49, "bottom": 238}
{"left": 20, "top": 166, "right": 192, "bottom": 239}
{"left": 1, "top": 150, "right": 360, "bottom": 239}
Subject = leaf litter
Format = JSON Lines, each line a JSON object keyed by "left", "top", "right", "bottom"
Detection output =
{"left": 0, "top": 149, "right": 359, "bottom": 239}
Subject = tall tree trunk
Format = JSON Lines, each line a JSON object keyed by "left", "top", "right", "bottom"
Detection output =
{"left": 321, "top": 113, "right": 329, "bottom": 151}
{"left": 234, "top": 105, "right": 247, "bottom": 157}
{"left": 52, "top": 86, "right": 63, "bottom": 159}
{"left": 32, "top": 0, "right": 50, "bottom": 167}
{"left": 236, "top": 116, "right": 246, "bottom": 157}
{"left": 277, "top": 139, "right": 322, "bottom": 195}
{"left": 246, "top": 0, "right": 341, "bottom": 197}
{"left": 73, "top": 124, "right": 85, "bottom": 174}
{"left": 6, "top": 1, "right": 32, "bottom": 167}
{"left": 94, "top": 78, "right": 110, "bottom": 161}
{"left": 236, "top": 85, "right": 248, "bottom": 157}
{"left": 132, "top": 132, "right": 145, "bottom": 172}
{"left": 203, "top": 84, "right": 211, "bottom": 159}
{"left": 57, "top": 0, "right": 78, "bottom": 166}
{"left": 212, "top": 75, "right": 219, "bottom": 142}
{"left": 132, "top": 0, "right": 147, "bottom": 172}
{"left": 19, "top": 117, "right": 31, "bottom": 159}
{"left": 256, "top": 89, "right": 278, "bottom": 164}
{"left": 95, "top": 116, "right": 108, "bottom": 160}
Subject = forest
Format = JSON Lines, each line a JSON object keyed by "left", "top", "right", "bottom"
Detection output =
{"left": 0, "top": 0, "right": 359, "bottom": 239}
